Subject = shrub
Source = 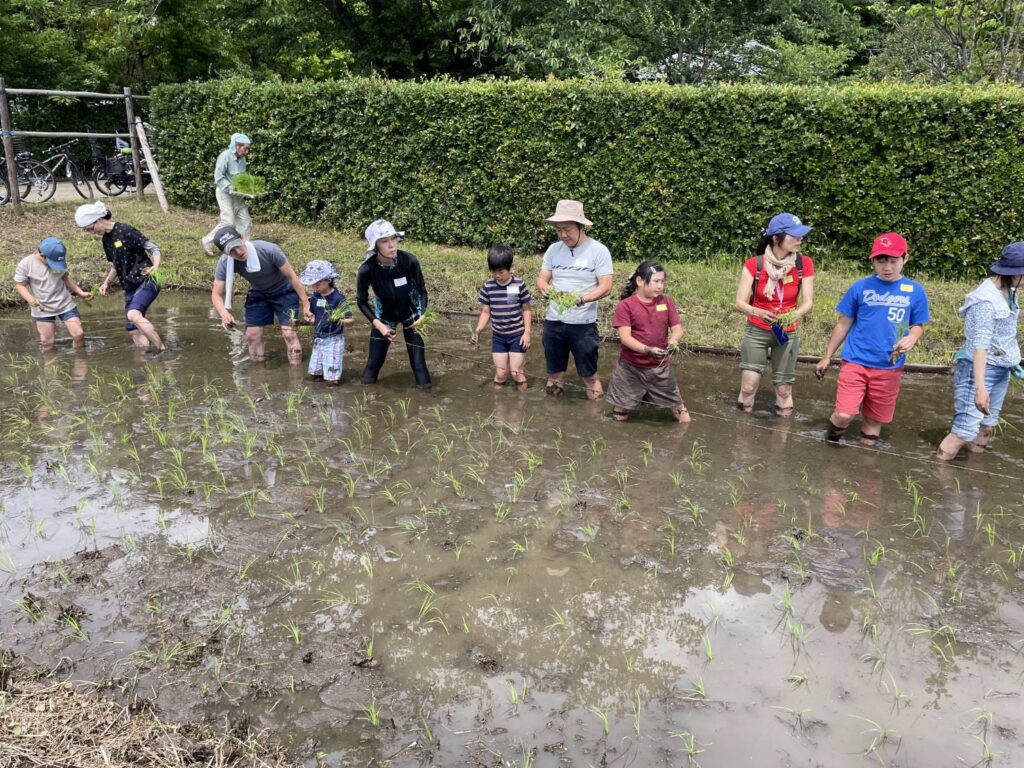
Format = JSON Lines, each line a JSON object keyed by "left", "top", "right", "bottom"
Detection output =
{"left": 151, "top": 78, "right": 1024, "bottom": 278}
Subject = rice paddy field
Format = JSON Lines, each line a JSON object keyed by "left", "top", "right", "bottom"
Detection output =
{"left": 1, "top": 292, "right": 1024, "bottom": 767}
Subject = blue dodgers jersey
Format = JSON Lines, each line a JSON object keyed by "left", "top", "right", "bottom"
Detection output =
{"left": 836, "top": 275, "right": 930, "bottom": 369}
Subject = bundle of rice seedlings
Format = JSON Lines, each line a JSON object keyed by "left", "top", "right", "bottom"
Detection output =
{"left": 231, "top": 173, "right": 266, "bottom": 196}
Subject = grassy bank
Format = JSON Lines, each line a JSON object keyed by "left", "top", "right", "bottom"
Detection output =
{"left": 1, "top": 199, "right": 971, "bottom": 367}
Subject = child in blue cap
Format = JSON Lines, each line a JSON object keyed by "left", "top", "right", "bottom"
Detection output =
{"left": 13, "top": 237, "right": 92, "bottom": 350}
{"left": 299, "top": 259, "right": 353, "bottom": 383}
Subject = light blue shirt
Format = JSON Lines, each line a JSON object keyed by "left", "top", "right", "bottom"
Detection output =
{"left": 214, "top": 148, "right": 247, "bottom": 192}
{"left": 954, "top": 279, "right": 1021, "bottom": 368}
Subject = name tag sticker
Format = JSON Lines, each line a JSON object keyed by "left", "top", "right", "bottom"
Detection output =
{"left": 506, "top": 285, "right": 520, "bottom": 297}
{"left": 114, "top": 241, "right": 123, "bottom": 248}
{"left": 900, "top": 284, "right": 914, "bottom": 292}
{"left": 393, "top": 277, "right": 408, "bottom": 287}
{"left": 783, "top": 275, "right": 794, "bottom": 284}
{"left": 574, "top": 258, "right": 587, "bottom": 268}
{"left": 316, "top": 299, "right": 327, "bottom": 308}
{"left": 656, "top": 304, "right": 668, "bottom": 312}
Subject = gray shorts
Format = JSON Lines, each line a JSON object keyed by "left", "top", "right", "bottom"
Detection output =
{"left": 605, "top": 359, "right": 684, "bottom": 410}
{"left": 739, "top": 324, "right": 799, "bottom": 385}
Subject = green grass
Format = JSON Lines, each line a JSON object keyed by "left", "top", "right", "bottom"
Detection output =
{"left": 0, "top": 198, "right": 971, "bottom": 366}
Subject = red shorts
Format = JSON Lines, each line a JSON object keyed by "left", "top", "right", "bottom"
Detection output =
{"left": 835, "top": 362, "right": 904, "bottom": 424}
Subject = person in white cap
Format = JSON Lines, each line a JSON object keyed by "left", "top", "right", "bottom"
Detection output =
{"left": 536, "top": 199, "right": 613, "bottom": 399}
{"left": 201, "top": 132, "right": 253, "bottom": 255}
{"left": 355, "top": 219, "right": 431, "bottom": 388}
{"left": 13, "top": 237, "right": 92, "bottom": 350}
{"left": 76, "top": 201, "right": 166, "bottom": 352}
{"left": 210, "top": 226, "right": 312, "bottom": 363}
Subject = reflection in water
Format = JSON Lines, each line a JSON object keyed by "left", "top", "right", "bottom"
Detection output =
{"left": 0, "top": 295, "right": 1023, "bottom": 766}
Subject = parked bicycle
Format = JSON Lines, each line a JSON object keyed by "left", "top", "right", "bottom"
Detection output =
{"left": 31, "top": 140, "right": 94, "bottom": 200}
{"left": 0, "top": 153, "right": 54, "bottom": 204}
{"left": 90, "top": 137, "right": 151, "bottom": 197}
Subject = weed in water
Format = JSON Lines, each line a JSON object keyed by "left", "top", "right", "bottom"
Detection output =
{"left": 358, "top": 696, "right": 382, "bottom": 727}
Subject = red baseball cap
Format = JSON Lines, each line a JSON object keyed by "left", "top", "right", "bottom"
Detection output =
{"left": 870, "top": 232, "right": 908, "bottom": 259}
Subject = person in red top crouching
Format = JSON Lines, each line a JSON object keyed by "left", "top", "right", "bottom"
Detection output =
{"left": 606, "top": 260, "right": 690, "bottom": 423}
{"left": 734, "top": 212, "right": 816, "bottom": 416}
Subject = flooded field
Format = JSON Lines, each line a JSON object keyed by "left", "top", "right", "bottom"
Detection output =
{"left": 2, "top": 293, "right": 1023, "bottom": 767}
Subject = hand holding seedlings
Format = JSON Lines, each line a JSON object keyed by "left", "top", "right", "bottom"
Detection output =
{"left": 374, "top": 319, "right": 396, "bottom": 341}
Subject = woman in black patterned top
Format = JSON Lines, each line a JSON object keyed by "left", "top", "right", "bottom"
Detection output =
{"left": 75, "top": 202, "right": 166, "bottom": 352}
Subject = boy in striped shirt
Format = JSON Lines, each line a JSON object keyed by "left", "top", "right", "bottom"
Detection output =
{"left": 471, "top": 245, "right": 532, "bottom": 390}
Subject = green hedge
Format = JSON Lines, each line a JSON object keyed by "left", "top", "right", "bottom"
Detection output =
{"left": 150, "top": 78, "right": 1024, "bottom": 278}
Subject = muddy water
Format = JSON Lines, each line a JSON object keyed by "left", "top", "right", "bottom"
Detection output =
{"left": 2, "top": 293, "right": 1023, "bottom": 767}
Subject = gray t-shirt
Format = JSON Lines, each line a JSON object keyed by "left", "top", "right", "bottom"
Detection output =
{"left": 214, "top": 241, "right": 290, "bottom": 294}
{"left": 540, "top": 237, "right": 613, "bottom": 324}
{"left": 14, "top": 254, "right": 76, "bottom": 318}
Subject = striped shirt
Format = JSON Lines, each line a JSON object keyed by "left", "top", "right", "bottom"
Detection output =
{"left": 478, "top": 277, "right": 531, "bottom": 336}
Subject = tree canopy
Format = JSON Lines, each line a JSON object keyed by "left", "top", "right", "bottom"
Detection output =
{"left": 2, "top": 0, "right": 1024, "bottom": 91}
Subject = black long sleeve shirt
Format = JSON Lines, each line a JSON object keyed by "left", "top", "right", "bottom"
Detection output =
{"left": 356, "top": 250, "right": 428, "bottom": 325}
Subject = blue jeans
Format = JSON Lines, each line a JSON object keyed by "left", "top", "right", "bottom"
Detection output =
{"left": 950, "top": 359, "right": 1011, "bottom": 441}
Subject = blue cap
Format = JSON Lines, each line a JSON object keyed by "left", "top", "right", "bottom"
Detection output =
{"left": 39, "top": 237, "right": 67, "bottom": 273}
{"left": 992, "top": 242, "right": 1024, "bottom": 275}
{"left": 765, "top": 213, "right": 812, "bottom": 239}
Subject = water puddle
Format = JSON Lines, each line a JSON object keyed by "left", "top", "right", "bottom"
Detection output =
{"left": 1, "top": 294, "right": 1023, "bottom": 766}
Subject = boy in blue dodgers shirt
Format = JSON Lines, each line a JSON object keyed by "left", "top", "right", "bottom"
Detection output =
{"left": 300, "top": 259, "right": 354, "bottom": 383}
{"left": 815, "top": 233, "right": 930, "bottom": 446}
{"left": 471, "top": 245, "right": 533, "bottom": 390}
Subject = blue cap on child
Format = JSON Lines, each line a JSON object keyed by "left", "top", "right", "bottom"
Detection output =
{"left": 39, "top": 237, "right": 67, "bottom": 273}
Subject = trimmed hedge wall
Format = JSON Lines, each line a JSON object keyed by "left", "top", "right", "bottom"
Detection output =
{"left": 151, "top": 78, "right": 1024, "bottom": 278}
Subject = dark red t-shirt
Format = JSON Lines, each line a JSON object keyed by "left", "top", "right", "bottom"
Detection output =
{"left": 744, "top": 255, "right": 815, "bottom": 331}
{"left": 612, "top": 294, "right": 680, "bottom": 367}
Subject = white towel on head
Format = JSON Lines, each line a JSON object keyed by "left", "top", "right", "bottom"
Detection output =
{"left": 245, "top": 242, "right": 261, "bottom": 272}
{"left": 224, "top": 258, "right": 235, "bottom": 310}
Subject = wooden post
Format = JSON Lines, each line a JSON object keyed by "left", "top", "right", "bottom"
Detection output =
{"left": 134, "top": 119, "right": 168, "bottom": 214}
{"left": 0, "top": 77, "right": 23, "bottom": 215}
{"left": 123, "top": 87, "right": 144, "bottom": 199}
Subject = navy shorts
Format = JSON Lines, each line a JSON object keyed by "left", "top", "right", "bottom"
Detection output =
{"left": 35, "top": 307, "right": 81, "bottom": 324}
{"left": 244, "top": 286, "right": 301, "bottom": 327}
{"left": 542, "top": 321, "right": 600, "bottom": 378}
{"left": 124, "top": 279, "right": 160, "bottom": 331}
{"left": 492, "top": 332, "right": 525, "bottom": 354}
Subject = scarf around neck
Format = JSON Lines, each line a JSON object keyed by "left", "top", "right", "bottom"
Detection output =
{"left": 760, "top": 244, "right": 798, "bottom": 301}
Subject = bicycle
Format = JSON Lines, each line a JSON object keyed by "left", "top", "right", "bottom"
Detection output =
{"left": 31, "top": 140, "right": 94, "bottom": 200}
{"left": 89, "top": 138, "right": 150, "bottom": 196}
{"left": 0, "top": 154, "right": 51, "bottom": 204}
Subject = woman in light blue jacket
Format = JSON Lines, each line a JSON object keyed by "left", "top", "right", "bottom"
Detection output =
{"left": 937, "top": 243, "right": 1024, "bottom": 459}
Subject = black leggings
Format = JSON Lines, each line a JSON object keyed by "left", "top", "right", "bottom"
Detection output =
{"left": 361, "top": 325, "right": 431, "bottom": 386}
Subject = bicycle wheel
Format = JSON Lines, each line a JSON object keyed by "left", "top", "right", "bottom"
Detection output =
{"left": 95, "top": 168, "right": 128, "bottom": 196}
{"left": 69, "top": 162, "right": 93, "bottom": 199}
{"left": 0, "top": 171, "right": 9, "bottom": 205}
{"left": 18, "top": 160, "right": 56, "bottom": 203}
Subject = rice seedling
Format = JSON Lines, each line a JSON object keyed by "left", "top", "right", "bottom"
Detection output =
{"left": 546, "top": 608, "right": 567, "bottom": 631}
{"left": 543, "top": 289, "right": 581, "bottom": 315}
{"left": 702, "top": 630, "right": 713, "bottom": 662}
{"left": 632, "top": 690, "right": 643, "bottom": 737}
{"left": 494, "top": 502, "right": 511, "bottom": 523}
{"left": 62, "top": 614, "right": 89, "bottom": 642}
{"left": 669, "top": 470, "right": 683, "bottom": 488}
{"left": 281, "top": 618, "right": 302, "bottom": 646}
{"left": 13, "top": 594, "right": 44, "bottom": 623}
{"left": 358, "top": 696, "right": 382, "bottom": 727}
{"left": 231, "top": 172, "right": 266, "bottom": 196}
{"left": 589, "top": 706, "right": 610, "bottom": 736}
{"left": 861, "top": 643, "right": 886, "bottom": 673}
{"left": 852, "top": 715, "right": 899, "bottom": 757}
{"left": 411, "top": 309, "right": 439, "bottom": 341}
{"left": 507, "top": 537, "right": 529, "bottom": 559}
{"left": 788, "top": 672, "right": 809, "bottom": 690}
{"left": 773, "top": 706, "right": 811, "bottom": 733}
{"left": 668, "top": 731, "right": 707, "bottom": 766}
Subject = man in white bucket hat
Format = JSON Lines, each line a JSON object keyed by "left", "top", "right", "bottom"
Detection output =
{"left": 536, "top": 199, "right": 613, "bottom": 399}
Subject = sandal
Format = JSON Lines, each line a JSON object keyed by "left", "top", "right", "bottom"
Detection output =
{"left": 545, "top": 382, "right": 564, "bottom": 397}
{"left": 736, "top": 400, "right": 753, "bottom": 413}
{"left": 858, "top": 432, "right": 879, "bottom": 446}
{"left": 611, "top": 410, "right": 630, "bottom": 422}
{"left": 774, "top": 405, "right": 793, "bottom": 417}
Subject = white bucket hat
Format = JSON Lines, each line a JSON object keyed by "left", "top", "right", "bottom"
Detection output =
{"left": 545, "top": 199, "right": 592, "bottom": 227}
{"left": 364, "top": 219, "right": 405, "bottom": 258}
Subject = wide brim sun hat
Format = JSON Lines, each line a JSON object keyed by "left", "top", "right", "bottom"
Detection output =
{"left": 545, "top": 199, "right": 592, "bottom": 227}
{"left": 364, "top": 219, "right": 405, "bottom": 257}
{"left": 299, "top": 259, "right": 341, "bottom": 285}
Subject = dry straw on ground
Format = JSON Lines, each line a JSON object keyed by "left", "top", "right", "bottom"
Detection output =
{"left": 0, "top": 678, "right": 294, "bottom": 768}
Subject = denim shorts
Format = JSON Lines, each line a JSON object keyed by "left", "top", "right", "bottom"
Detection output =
{"left": 492, "top": 332, "right": 525, "bottom": 354}
{"left": 950, "top": 359, "right": 1011, "bottom": 441}
{"left": 244, "top": 286, "right": 301, "bottom": 327}
{"left": 542, "top": 321, "right": 600, "bottom": 377}
{"left": 35, "top": 307, "right": 81, "bottom": 324}
{"left": 124, "top": 279, "right": 160, "bottom": 331}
